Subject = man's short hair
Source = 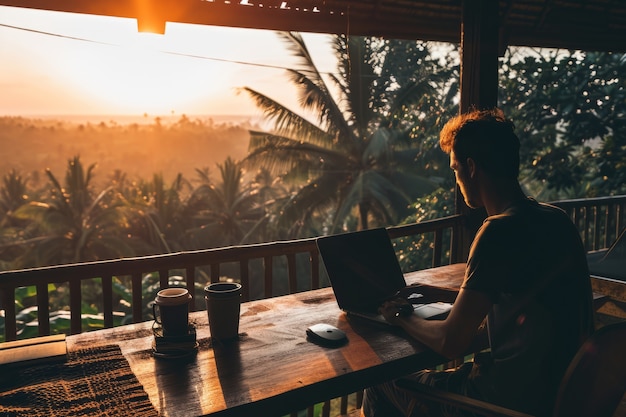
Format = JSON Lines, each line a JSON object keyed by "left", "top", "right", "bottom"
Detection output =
{"left": 439, "top": 108, "right": 520, "bottom": 179}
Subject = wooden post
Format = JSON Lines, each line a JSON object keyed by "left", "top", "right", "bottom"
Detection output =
{"left": 455, "top": 0, "right": 501, "bottom": 261}
{"left": 460, "top": 0, "right": 500, "bottom": 112}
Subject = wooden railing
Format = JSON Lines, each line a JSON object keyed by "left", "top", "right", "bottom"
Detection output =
{"left": 552, "top": 195, "right": 626, "bottom": 252}
{"left": 1, "top": 195, "right": 625, "bottom": 341}
{"left": 0, "top": 195, "right": 624, "bottom": 416}
{"left": 0, "top": 214, "right": 465, "bottom": 342}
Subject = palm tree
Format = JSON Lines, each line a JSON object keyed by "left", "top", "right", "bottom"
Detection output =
{"left": 123, "top": 173, "right": 192, "bottom": 254}
{"left": 0, "top": 170, "right": 32, "bottom": 269}
{"left": 247, "top": 167, "right": 293, "bottom": 241}
{"left": 184, "top": 157, "right": 266, "bottom": 248}
{"left": 12, "top": 156, "right": 133, "bottom": 267}
{"left": 0, "top": 169, "right": 30, "bottom": 221}
{"left": 242, "top": 33, "right": 451, "bottom": 236}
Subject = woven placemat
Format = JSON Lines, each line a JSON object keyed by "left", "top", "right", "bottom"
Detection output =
{"left": 0, "top": 344, "right": 158, "bottom": 417}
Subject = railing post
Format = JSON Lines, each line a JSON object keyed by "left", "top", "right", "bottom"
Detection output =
{"left": 287, "top": 253, "right": 297, "bottom": 293}
{"left": 186, "top": 266, "right": 196, "bottom": 310}
{"left": 70, "top": 280, "right": 82, "bottom": 335}
{"left": 310, "top": 250, "right": 321, "bottom": 289}
{"left": 264, "top": 256, "right": 273, "bottom": 298}
{"left": 240, "top": 259, "right": 250, "bottom": 302}
{"left": 1, "top": 287, "right": 17, "bottom": 341}
{"left": 604, "top": 205, "right": 611, "bottom": 249}
{"left": 581, "top": 205, "right": 587, "bottom": 250}
{"left": 617, "top": 204, "right": 624, "bottom": 238}
{"left": 36, "top": 282, "right": 50, "bottom": 336}
{"left": 592, "top": 205, "right": 600, "bottom": 251}
{"left": 211, "top": 263, "right": 220, "bottom": 283}
{"left": 159, "top": 269, "right": 169, "bottom": 288}
{"left": 102, "top": 274, "right": 114, "bottom": 329}
{"left": 450, "top": 215, "right": 466, "bottom": 264}
{"left": 132, "top": 272, "right": 143, "bottom": 323}
{"left": 433, "top": 229, "right": 443, "bottom": 268}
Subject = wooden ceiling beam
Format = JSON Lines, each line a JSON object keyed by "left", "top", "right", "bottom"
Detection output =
{"left": 1, "top": 0, "right": 625, "bottom": 51}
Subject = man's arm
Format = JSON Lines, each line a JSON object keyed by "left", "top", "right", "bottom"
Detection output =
{"left": 380, "top": 287, "right": 492, "bottom": 359}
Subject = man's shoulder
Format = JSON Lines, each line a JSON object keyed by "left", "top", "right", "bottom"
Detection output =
{"left": 479, "top": 199, "right": 577, "bottom": 247}
{"left": 533, "top": 200, "right": 569, "bottom": 217}
{"left": 485, "top": 198, "right": 569, "bottom": 227}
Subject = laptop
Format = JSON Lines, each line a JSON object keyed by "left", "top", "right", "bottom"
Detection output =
{"left": 316, "top": 228, "right": 452, "bottom": 325}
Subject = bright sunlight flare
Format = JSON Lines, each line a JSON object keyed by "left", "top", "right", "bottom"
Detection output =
{"left": 0, "top": 6, "right": 336, "bottom": 117}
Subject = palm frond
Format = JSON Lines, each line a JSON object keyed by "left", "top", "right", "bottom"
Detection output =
{"left": 342, "top": 37, "right": 377, "bottom": 134}
{"left": 245, "top": 131, "right": 351, "bottom": 175}
{"left": 388, "top": 171, "right": 438, "bottom": 199}
{"left": 362, "top": 127, "right": 393, "bottom": 164}
{"left": 12, "top": 201, "right": 49, "bottom": 223}
{"left": 278, "top": 32, "right": 326, "bottom": 86}
{"left": 241, "top": 87, "right": 332, "bottom": 145}
{"left": 275, "top": 172, "right": 342, "bottom": 236}
{"left": 278, "top": 32, "right": 354, "bottom": 144}
{"left": 332, "top": 171, "right": 404, "bottom": 229}
{"left": 45, "top": 168, "right": 66, "bottom": 199}
{"left": 0, "top": 169, "right": 29, "bottom": 212}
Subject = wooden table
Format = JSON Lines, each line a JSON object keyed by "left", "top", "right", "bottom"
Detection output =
{"left": 67, "top": 263, "right": 466, "bottom": 417}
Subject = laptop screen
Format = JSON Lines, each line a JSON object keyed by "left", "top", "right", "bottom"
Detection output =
{"left": 316, "top": 228, "right": 407, "bottom": 314}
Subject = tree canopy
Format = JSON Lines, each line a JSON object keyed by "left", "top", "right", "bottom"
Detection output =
{"left": 242, "top": 33, "right": 455, "bottom": 236}
{"left": 500, "top": 49, "right": 626, "bottom": 199}
{"left": 0, "top": 38, "right": 624, "bottom": 270}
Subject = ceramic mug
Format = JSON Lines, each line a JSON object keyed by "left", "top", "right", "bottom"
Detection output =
{"left": 153, "top": 287, "right": 192, "bottom": 337}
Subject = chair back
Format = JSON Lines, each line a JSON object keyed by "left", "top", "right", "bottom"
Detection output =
{"left": 553, "top": 321, "right": 626, "bottom": 417}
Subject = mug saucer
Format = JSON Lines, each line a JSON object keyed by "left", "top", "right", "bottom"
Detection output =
{"left": 152, "top": 341, "right": 199, "bottom": 360}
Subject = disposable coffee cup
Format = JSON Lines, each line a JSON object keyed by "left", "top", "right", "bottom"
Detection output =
{"left": 204, "top": 282, "right": 242, "bottom": 342}
{"left": 153, "top": 287, "right": 192, "bottom": 337}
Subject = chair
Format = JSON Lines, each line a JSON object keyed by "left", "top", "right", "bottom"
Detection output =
{"left": 395, "top": 321, "right": 626, "bottom": 417}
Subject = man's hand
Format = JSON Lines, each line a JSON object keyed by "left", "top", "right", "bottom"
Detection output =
{"left": 379, "top": 297, "right": 412, "bottom": 325}
{"left": 378, "top": 288, "right": 492, "bottom": 359}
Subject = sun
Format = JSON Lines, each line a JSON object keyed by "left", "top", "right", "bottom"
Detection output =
{"left": 53, "top": 22, "right": 234, "bottom": 115}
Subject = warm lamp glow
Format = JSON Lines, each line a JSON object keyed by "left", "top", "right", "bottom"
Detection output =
{"left": 137, "top": 18, "right": 166, "bottom": 34}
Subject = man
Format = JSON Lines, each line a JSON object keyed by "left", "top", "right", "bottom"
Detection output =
{"left": 361, "top": 108, "right": 594, "bottom": 417}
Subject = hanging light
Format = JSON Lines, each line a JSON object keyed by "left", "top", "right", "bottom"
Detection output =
{"left": 136, "top": 17, "right": 166, "bottom": 34}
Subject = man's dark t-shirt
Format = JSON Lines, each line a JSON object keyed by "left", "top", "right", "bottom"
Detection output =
{"left": 463, "top": 198, "right": 594, "bottom": 416}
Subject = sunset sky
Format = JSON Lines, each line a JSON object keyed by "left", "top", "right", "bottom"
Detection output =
{"left": 0, "top": 5, "right": 336, "bottom": 118}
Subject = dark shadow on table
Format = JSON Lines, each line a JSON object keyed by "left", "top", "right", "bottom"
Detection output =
{"left": 211, "top": 334, "right": 251, "bottom": 408}
{"left": 153, "top": 352, "right": 204, "bottom": 415}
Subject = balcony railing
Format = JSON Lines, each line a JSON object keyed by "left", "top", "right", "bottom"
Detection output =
{"left": 0, "top": 214, "right": 467, "bottom": 342}
{"left": 0, "top": 195, "right": 624, "bottom": 417}
{"left": 2, "top": 196, "right": 626, "bottom": 342}
{"left": 551, "top": 195, "right": 626, "bottom": 252}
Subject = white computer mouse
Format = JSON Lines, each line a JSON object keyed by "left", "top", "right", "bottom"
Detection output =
{"left": 306, "top": 323, "right": 348, "bottom": 347}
